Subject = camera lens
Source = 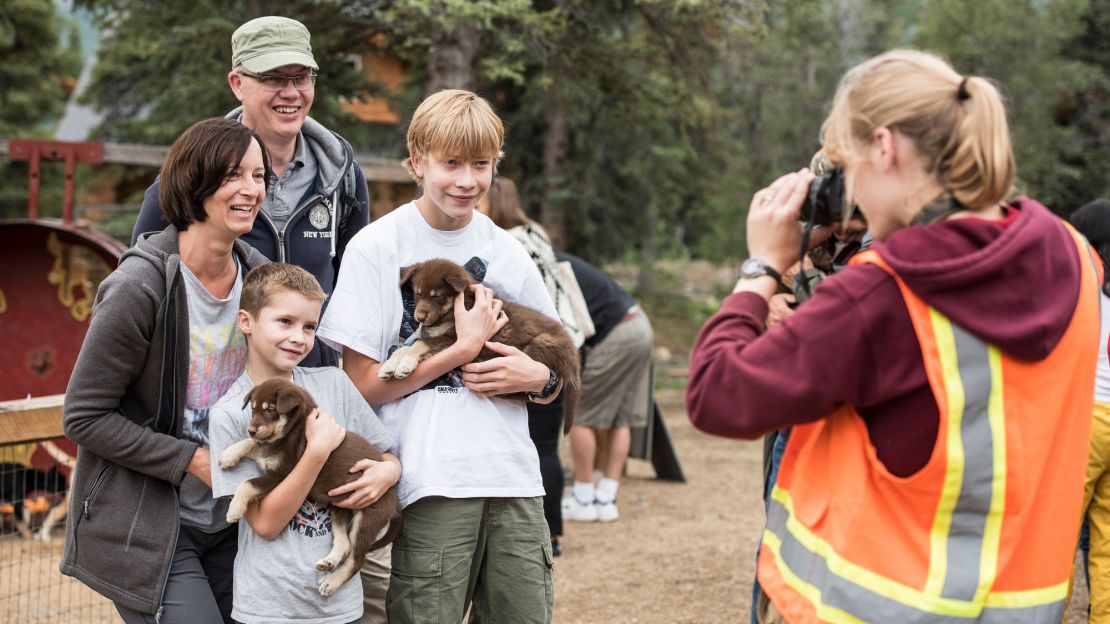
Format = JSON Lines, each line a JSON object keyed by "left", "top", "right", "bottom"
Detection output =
{"left": 800, "top": 169, "right": 847, "bottom": 226}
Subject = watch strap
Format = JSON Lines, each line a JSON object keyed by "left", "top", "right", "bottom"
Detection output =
{"left": 742, "top": 259, "right": 783, "bottom": 282}
{"left": 527, "top": 368, "right": 560, "bottom": 402}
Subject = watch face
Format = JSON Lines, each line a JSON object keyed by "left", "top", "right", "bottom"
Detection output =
{"left": 741, "top": 258, "right": 766, "bottom": 278}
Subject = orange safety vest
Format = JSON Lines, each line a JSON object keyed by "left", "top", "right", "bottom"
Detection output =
{"left": 758, "top": 225, "right": 1100, "bottom": 623}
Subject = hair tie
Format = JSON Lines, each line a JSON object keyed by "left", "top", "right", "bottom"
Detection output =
{"left": 957, "top": 77, "right": 971, "bottom": 101}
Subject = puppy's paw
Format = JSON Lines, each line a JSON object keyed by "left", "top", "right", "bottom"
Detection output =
{"left": 217, "top": 451, "right": 240, "bottom": 470}
{"left": 394, "top": 353, "right": 421, "bottom": 379}
{"left": 36, "top": 528, "right": 52, "bottom": 543}
{"left": 318, "top": 572, "right": 347, "bottom": 597}
{"left": 315, "top": 554, "right": 339, "bottom": 571}
{"left": 226, "top": 496, "right": 248, "bottom": 523}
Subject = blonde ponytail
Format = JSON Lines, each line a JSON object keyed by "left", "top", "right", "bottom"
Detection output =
{"left": 821, "top": 50, "right": 1014, "bottom": 210}
{"left": 946, "top": 76, "right": 1014, "bottom": 208}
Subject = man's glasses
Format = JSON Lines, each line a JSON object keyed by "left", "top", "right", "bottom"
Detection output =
{"left": 237, "top": 70, "right": 317, "bottom": 92}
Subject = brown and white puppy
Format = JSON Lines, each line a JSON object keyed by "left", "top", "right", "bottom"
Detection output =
{"left": 378, "top": 258, "right": 580, "bottom": 433}
{"left": 218, "top": 378, "right": 402, "bottom": 597}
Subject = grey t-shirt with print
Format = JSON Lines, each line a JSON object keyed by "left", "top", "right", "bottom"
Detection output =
{"left": 209, "top": 367, "right": 397, "bottom": 624}
{"left": 178, "top": 259, "right": 246, "bottom": 531}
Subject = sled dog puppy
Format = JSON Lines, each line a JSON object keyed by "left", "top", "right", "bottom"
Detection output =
{"left": 379, "top": 258, "right": 581, "bottom": 433}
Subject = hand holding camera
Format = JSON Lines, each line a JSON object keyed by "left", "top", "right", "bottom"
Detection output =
{"left": 745, "top": 168, "right": 816, "bottom": 276}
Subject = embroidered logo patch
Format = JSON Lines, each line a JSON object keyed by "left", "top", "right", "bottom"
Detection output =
{"left": 309, "top": 204, "right": 330, "bottom": 230}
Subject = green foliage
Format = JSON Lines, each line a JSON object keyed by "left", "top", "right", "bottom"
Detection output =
{"left": 0, "top": 0, "right": 82, "bottom": 218}
{"left": 0, "top": 0, "right": 81, "bottom": 136}
{"left": 914, "top": 0, "right": 1092, "bottom": 214}
{"left": 75, "top": 0, "right": 376, "bottom": 144}
{"left": 34, "top": 0, "right": 1110, "bottom": 275}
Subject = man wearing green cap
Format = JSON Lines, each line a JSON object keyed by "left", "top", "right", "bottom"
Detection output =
{"left": 132, "top": 15, "right": 370, "bottom": 372}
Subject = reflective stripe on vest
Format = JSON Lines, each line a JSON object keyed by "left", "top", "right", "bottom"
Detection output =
{"left": 762, "top": 492, "right": 1064, "bottom": 623}
{"left": 759, "top": 223, "right": 1098, "bottom": 624}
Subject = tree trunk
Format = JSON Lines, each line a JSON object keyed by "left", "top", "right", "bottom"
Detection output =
{"left": 540, "top": 86, "right": 568, "bottom": 247}
{"left": 425, "top": 22, "right": 480, "bottom": 94}
{"left": 637, "top": 208, "right": 656, "bottom": 295}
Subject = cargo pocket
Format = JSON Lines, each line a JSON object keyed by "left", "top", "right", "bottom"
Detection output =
{"left": 387, "top": 547, "right": 443, "bottom": 624}
{"left": 542, "top": 540, "right": 555, "bottom": 619}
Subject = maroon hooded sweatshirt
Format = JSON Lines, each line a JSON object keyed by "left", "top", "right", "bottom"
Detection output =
{"left": 687, "top": 198, "right": 1084, "bottom": 477}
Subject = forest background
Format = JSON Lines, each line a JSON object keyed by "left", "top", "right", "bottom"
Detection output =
{"left": 5, "top": 0, "right": 1110, "bottom": 304}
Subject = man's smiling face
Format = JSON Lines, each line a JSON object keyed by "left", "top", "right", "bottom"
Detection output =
{"left": 230, "top": 64, "right": 315, "bottom": 146}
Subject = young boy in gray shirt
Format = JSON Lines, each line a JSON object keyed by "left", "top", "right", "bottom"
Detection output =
{"left": 209, "top": 263, "right": 400, "bottom": 624}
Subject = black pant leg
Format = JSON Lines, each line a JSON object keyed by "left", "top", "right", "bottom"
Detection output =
{"left": 527, "top": 398, "right": 565, "bottom": 539}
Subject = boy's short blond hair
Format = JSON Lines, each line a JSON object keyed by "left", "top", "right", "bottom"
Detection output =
{"left": 403, "top": 89, "right": 505, "bottom": 185}
{"left": 241, "top": 262, "right": 326, "bottom": 317}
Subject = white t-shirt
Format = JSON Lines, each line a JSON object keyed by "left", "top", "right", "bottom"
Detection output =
{"left": 1096, "top": 291, "right": 1110, "bottom": 403}
{"left": 317, "top": 202, "right": 557, "bottom": 508}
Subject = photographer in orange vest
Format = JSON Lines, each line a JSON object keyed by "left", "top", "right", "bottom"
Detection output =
{"left": 688, "top": 49, "right": 1099, "bottom": 623}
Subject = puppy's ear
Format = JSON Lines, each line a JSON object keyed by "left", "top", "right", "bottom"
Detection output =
{"left": 445, "top": 272, "right": 470, "bottom": 294}
{"left": 242, "top": 387, "right": 255, "bottom": 410}
{"left": 275, "top": 385, "right": 305, "bottom": 416}
{"left": 399, "top": 263, "right": 419, "bottom": 286}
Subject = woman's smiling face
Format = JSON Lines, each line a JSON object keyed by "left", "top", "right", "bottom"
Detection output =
{"left": 202, "top": 138, "right": 267, "bottom": 237}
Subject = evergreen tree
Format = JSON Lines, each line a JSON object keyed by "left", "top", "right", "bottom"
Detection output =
{"left": 0, "top": 0, "right": 82, "bottom": 217}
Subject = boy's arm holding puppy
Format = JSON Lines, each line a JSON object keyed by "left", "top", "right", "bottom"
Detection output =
{"left": 458, "top": 340, "right": 560, "bottom": 404}
{"left": 210, "top": 400, "right": 399, "bottom": 539}
{"left": 240, "top": 408, "right": 345, "bottom": 539}
{"left": 329, "top": 453, "right": 401, "bottom": 509}
{"left": 346, "top": 284, "right": 551, "bottom": 405}
{"left": 324, "top": 373, "right": 402, "bottom": 510}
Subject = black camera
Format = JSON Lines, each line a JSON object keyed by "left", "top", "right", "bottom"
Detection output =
{"left": 800, "top": 168, "right": 849, "bottom": 226}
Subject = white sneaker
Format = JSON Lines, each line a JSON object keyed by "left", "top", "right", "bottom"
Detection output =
{"left": 595, "top": 500, "right": 619, "bottom": 522}
{"left": 564, "top": 496, "right": 599, "bottom": 522}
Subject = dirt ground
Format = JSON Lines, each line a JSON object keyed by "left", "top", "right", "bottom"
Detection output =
{"left": 552, "top": 387, "right": 762, "bottom": 623}
{"left": 552, "top": 387, "right": 1092, "bottom": 624}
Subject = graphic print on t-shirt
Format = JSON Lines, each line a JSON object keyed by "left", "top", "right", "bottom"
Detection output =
{"left": 289, "top": 499, "right": 333, "bottom": 537}
{"left": 184, "top": 324, "right": 247, "bottom": 445}
{"left": 394, "top": 256, "right": 488, "bottom": 392}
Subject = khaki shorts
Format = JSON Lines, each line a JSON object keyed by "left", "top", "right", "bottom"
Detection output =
{"left": 577, "top": 313, "right": 654, "bottom": 429}
{"left": 386, "top": 496, "right": 553, "bottom": 624}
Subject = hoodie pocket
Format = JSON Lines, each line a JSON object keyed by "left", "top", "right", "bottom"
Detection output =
{"left": 72, "top": 461, "right": 114, "bottom": 561}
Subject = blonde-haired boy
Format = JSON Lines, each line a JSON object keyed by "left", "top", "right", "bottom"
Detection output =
{"left": 209, "top": 262, "right": 401, "bottom": 623}
{"left": 318, "top": 89, "right": 560, "bottom": 622}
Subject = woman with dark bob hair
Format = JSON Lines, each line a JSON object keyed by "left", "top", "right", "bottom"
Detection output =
{"left": 689, "top": 50, "right": 1100, "bottom": 623}
{"left": 60, "top": 117, "right": 271, "bottom": 623}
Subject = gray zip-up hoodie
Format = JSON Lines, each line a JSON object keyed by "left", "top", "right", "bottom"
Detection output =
{"left": 60, "top": 226, "right": 267, "bottom": 615}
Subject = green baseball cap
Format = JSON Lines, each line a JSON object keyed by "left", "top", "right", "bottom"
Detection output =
{"left": 231, "top": 16, "right": 318, "bottom": 73}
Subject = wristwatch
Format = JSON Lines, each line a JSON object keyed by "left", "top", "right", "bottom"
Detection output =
{"left": 739, "top": 257, "right": 783, "bottom": 282}
{"left": 527, "top": 369, "right": 560, "bottom": 403}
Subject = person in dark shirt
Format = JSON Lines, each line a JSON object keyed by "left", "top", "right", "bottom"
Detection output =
{"left": 556, "top": 252, "right": 653, "bottom": 523}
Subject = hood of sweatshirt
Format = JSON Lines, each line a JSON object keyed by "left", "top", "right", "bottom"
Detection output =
{"left": 128, "top": 225, "right": 269, "bottom": 290}
{"left": 224, "top": 107, "right": 354, "bottom": 197}
{"left": 873, "top": 197, "right": 1083, "bottom": 361}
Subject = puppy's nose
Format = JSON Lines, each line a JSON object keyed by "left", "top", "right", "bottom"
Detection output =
{"left": 248, "top": 426, "right": 258, "bottom": 437}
